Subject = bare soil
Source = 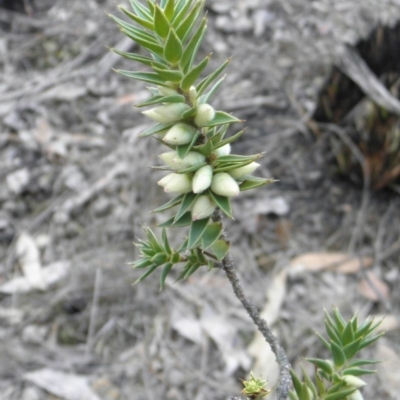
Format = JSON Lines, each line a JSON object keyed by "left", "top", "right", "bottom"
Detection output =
{"left": 0, "top": 0, "right": 399, "bottom": 399}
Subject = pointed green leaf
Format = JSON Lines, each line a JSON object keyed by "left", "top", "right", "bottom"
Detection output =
{"left": 324, "top": 388, "right": 357, "bottom": 400}
{"left": 139, "top": 122, "right": 174, "bottom": 137}
{"left": 129, "top": 0, "right": 153, "bottom": 21}
{"left": 300, "top": 382, "right": 312, "bottom": 400}
{"left": 172, "top": 0, "right": 192, "bottom": 25}
{"left": 145, "top": 229, "right": 164, "bottom": 253}
{"left": 300, "top": 365, "right": 317, "bottom": 399}
{"left": 160, "top": 262, "right": 173, "bottom": 289}
{"left": 175, "top": 193, "right": 199, "bottom": 222}
{"left": 358, "top": 332, "right": 385, "bottom": 351}
{"left": 151, "top": 252, "right": 169, "bottom": 266}
{"left": 119, "top": 6, "right": 154, "bottom": 30}
{"left": 305, "top": 358, "right": 334, "bottom": 375}
{"left": 197, "top": 58, "right": 231, "bottom": 96}
{"left": 201, "top": 223, "right": 222, "bottom": 249}
{"left": 176, "top": 262, "right": 191, "bottom": 281}
{"left": 131, "top": 258, "right": 153, "bottom": 269}
{"left": 146, "top": 0, "right": 155, "bottom": 15}
{"left": 330, "top": 341, "right": 346, "bottom": 367}
{"left": 289, "top": 391, "right": 299, "bottom": 400}
{"left": 176, "top": 131, "right": 200, "bottom": 158}
{"left": 154, "top": 5, "right": 170, "bottom": 38}
{"left": 183, "top": 262, "right": 201, "bottom": 279}
{"left": 159, "top": 211, "right": 192, "bottom": 227}
{"left": 180, "top": 17, "right": 207, "bottom": 72}
{"left": 176, "top": 162, "right": 207, "bottom": 174}
{"left": 136, "top": 94, "right": 186, "bottom": 107}
{"left": 315, "top": 371, "right": 326, "bottom": 396}
{"left": 342, "top": 367, "right": 377, "bottom": 376}
{"left": 175, "top": 0, "right": 204, "bottom": 39}
{"left": 347, "top": 359, "right": 381, "bottom": 368}
{"left": 164, "top": 0, "right": 175, "bottom": 20}
{"left": 188, "top": 217, "right": 210, "bottom": 249}
{"left": 290, "top": 370, "right": 303, "bottom": 395}
{"left": 211, "top": 129, "right": 246, "bottom": 149}
{"left": 111, "top": 49, "right": 166, "bottom": 69}
{"left": 332, "top": 307, "right": 346, "bottom": 333}
{"left": 133, "top": 263, "right": 159, "bottom": 285}
{"left": 181, "top": 107, "right": 197, "bottom": 118}
{"left": 325, "top": 318, "right": 342, "bottom": 345}
{"left": 109, "top": 14, "right": 156, "bottom": 41}
{"left": 205, "top": 111, "right": 242, "bottom": 127}
{"left": 153, "top": 67, "right": 183, "bottom": 82}
{"left": 343, "top": 337, "right": 362, "bottom": 360}
{"left": 210, "top": 239, "right": 229, "bottom": 261}
{"left": 115, "top": 70, "right": 168, "bottom": 86}
{"left": 164, "top": 28, "right": 183, "bottom": 65}
{"left": 315, "top": 331, "right": 331, "bottom": 350}
{"left": 239, "top": 177, "right": 276, "bottom": 191}
{"left": 180, "top": 55, "right": 210, "bottom": 91}
{"left": 162, "top": 229, "right": 172, "bottom": 254}
{"left": 120, "top": 29, "right": 164, "bottom": 57}
{"left": 198, "top": 75, "right": 225, "bottom": 104}
{"left": 194, "top": 139, "right": 213, "bottom": 157}
{"left": 208, "top": 191, "right": 232, "bottom": 218}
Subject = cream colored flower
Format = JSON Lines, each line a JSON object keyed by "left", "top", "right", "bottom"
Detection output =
{"left": 229, "top": 162, "right": 260, "bottom": 179}
{"left": 192, "top": 165, "right": 213, "bottom": 193}
{"left": 142, "top": 103, "right": 190, "bottom": 124}
{"left": 192, "top": 195, "right": 215, "bottom": 220}
{"left": 163, "top": 123, "right": 197, "bottom": 145}
{"left": 194, "top": 103, "right": 215, "bottom": 127}
{"left": 211, "top": 172, "right": 240, "bottom": 197}
{"left": 157, "top": 173, "right": 192, "bottom": 194}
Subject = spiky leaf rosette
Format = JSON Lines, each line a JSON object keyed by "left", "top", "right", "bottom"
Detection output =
{"left": 111, "top": 0, "right": 275, "bottom": 284}
{"left": 289, "top": 308, "right": 384, "bottom": 400}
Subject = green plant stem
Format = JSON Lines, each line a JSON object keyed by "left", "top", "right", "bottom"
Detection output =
{"left": 214, "top": 210, "right": 291, "bottom": 400}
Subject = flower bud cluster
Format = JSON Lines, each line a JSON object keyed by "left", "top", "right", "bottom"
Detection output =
{"left": 158, "top": 144, "right": 261, "bottom": 219}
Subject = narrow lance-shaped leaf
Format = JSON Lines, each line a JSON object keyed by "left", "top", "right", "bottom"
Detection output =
{"left": 342, "top": 367, "right": 377, "bottom": 376}
{"left": 140, "top": 122, "right": 174, "bottom": 137}
{"left": 210, "top": 239, "right": 229, "bottom": 261}
{"left": 163, "top": 0, "right": 175, "bottom": 20}
{"left": 154, "top": 5, "right": 170, "bottom": 38}
{"left": 197, "top": 58, "right": 231, "bottom": 96}
{"left": 175, "top": 0, "right": 204, "bottom": 39}
{"left": 330, "top": 340, "right": 346, "bottom": 368}
{"left": 198, "top": 75, "right": 225, "bottom": 104}
{"left": 115, "top": 70, "right": 170, "bottom": 87}
{"left": 164, "top": 28, "right": 183, "bottom": 65}
{"left": 209, "top": 191, "right": 233, "bottom": 218}
{"left": 133, "top": 263, "right": 159, "bottom": 285}
{"left": 172, "top": 0, "right": 192, "bottom": 27}
{"left": 205, "top": 110, "right": 242, "bottom": 127}
{"left": 108, "top": 14, "right": 156, "bottom": 42}
{"left": 201, "top": 223, "right": 222, "bottom": 249}
{"left": 240, "top": 177, "right": 276, "bottom": 192}
{"left": 324, "top": 388, "right": 357, "bottom": 400}
{"left": 129, "top": 0, "right": 153, "bottom": 21}
{"left": 180, "top": 17, "right": 207, "bottom": 72}
{"left": 151, "top": 194, "right": 184, "bottom": 213}
{"left": 188, "top": 217, "right": 210, "bottom": 249}
{"left": 153, "top": 67, "right": 183, "bottom": 82}
{"left": 136, "top": 94, "right": 186, "bottom": 107}
{"left": 160, "top": 263, "right": 173, "bottom": 290}
{"left": 174, "top": 192, "right": 199, "bottom": 222}
{"left": 119, "top": 29, "right": 164, "bottom": 57}
{"left": 119, "top": 6, "right": 154, "bottom": 31}
{"left": 110, "top": 48, "right": 166, "bottom": 69}
{"left": 180, "top": 54, "right": 210, "bottom": 91}
{"left": 162, "top": 229, "right": 172, "bottom": 254}
{"left": 159, "top": 211, "right": 192, "bottom": 227}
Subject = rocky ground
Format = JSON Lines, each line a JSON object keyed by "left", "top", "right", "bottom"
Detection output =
{"left": 0, "top": 0, "right": 399, "bottom": 399}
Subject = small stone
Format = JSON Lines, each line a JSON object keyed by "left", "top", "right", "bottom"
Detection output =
{"left": 6, "top": 168, "right": 30, "bottom": 195}
{"left": 92, "top": 197, "right": 112, "bottom": 217}
{"left": 22, "top": 325, "right": 48, "bottom": 344}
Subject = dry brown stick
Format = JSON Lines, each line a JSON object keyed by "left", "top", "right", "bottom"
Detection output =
{"left": 213, "top": 210, "right": 291, "bottom": 400}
